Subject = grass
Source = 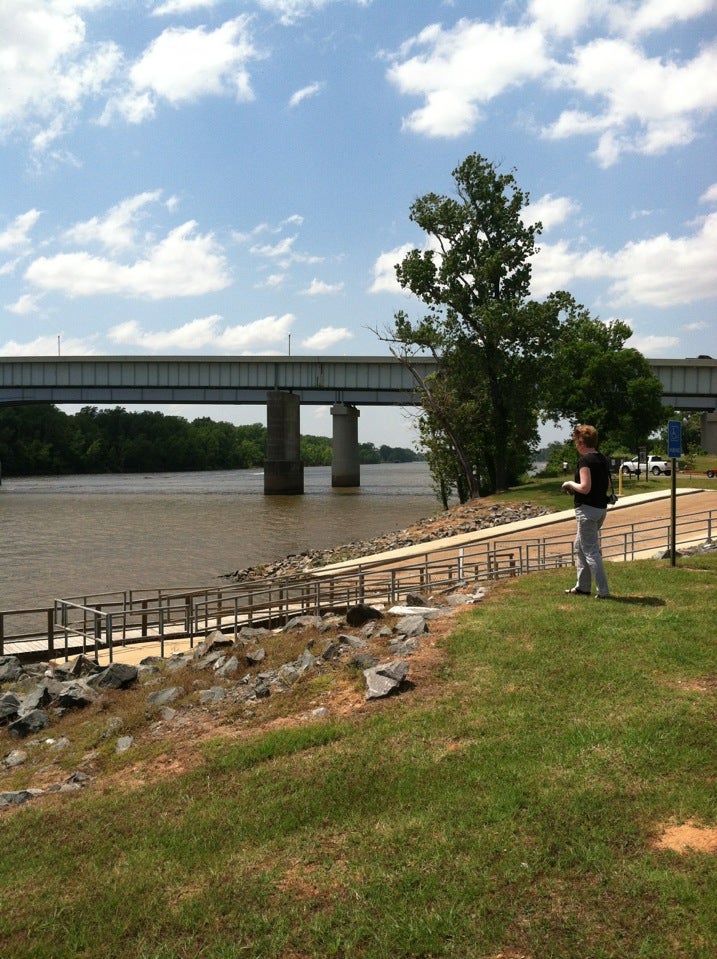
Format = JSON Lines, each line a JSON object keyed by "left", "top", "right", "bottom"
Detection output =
{"left": 499, "top": 461, "right": 717, "bottom": 511}
{"left": 1, "top": 554, "right": 717, "bottom": 958}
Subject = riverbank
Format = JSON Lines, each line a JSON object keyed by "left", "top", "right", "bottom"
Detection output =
{"left": 224, "top": 499, "right": 554, "bottom": 582}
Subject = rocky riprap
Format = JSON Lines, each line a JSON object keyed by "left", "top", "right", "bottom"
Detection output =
{"left": 224, "top": 501, "right": 553, "bottom": 582}
{"left": 1, "top": 587, "right": 488, "bottom": 810}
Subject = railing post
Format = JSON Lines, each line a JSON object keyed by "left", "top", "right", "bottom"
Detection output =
{"left": 105, "top": 613, "right": 113, "bottom": 663}
{"left": 47, "top": 609, "right": 55, "bottom": 658}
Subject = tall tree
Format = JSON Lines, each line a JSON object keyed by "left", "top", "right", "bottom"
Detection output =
{"left": 387, "top": 153, "right": 560, "bottom": 496}
{"left": 542, "top": 297, "right": 666, "bottom": 452}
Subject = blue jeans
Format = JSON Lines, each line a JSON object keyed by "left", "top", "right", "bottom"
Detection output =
{"left": 573, "top": 505, "right": 609, "bottom": 596}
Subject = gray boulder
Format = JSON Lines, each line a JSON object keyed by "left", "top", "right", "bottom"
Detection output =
{"left": 8, "top": 709, "right": 50, "bottom": 738}
{"left": 147, "top": 686, "right": 184, "bottom": 708}
{"left": 363, "top": 660, "right": 409, "bottom": 700}
{"left": 54, "top": 681, "right": 97, "bottom": 710}
{"left": 0, "top": 692, "right": 21, "bottom": 725}
{"left": 87, "top": 663, "right": 138, "bottom": 690}
{"left": 0, "top": 656, "right": 22, "bottom": 683}
{"left": 0, "top": 789, "right": 44, "bottom": 807}
{"left": 394, "top": 614, "right": 428, "bottom": 638}
{"left": 199, "top": 687, "right": 226, "bottom": 705}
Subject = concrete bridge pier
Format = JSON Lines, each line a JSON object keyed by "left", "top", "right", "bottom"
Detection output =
{"left": 701, "top": 412, "right": 717, "bottom": 455}
{"left": 264, "top": 391, "right": 304, "bottom": 494}
{"left": 331, "top": 402, "right": 360, "bottom": 487}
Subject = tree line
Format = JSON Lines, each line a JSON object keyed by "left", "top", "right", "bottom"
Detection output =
{"left": 0, "top": 404, "right": 422, "bottom": 477}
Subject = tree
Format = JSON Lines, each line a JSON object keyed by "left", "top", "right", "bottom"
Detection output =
{"left": 542, "top": 297, "right": 666, "bottom": 452}
{"left": 386, "top": 153, "right": 560, "bottom": 496}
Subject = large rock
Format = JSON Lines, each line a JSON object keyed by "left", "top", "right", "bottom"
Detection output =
{"left": 0, "top": 656, "right": 22, "bottom": 683}
{"left": 346, "top": 604, "right": 383, "bottom": 627}
{"left": 87, "top": 663, "right": 138, "bottom": 690}
{"left": 54, "top": 681, "right": 98, "bottom": 710}
{"left": 8, "top": 709, "right": 50, "bottom": 739}
{"left": 146, "top": 686, "right": 184, "bottom": 708}
{"left": 363, "top": 660, "right": 409, "bottom": 700}
{"left": 394, "top": 614, "right": 428, "bottom": 638}
{"left": 0, "top": 692, "right": 21, "bottom": 725}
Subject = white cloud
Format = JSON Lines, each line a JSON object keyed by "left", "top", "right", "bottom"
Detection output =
{"left": 251, "top": 235, "right": 298, "bottom": 258}
{"left": 301, "top": 278, "right": 344, "bottom": 295}
{"left": 252, "top": 0, "right": 371, "bottom": 27}
{"left": 256, "top": 273, "right": 286, "bottom": 289}
{"left": 152, "top": 0, "right": 221, "bottom": 15}
{"left": 106, "top": 16, "right": 260, "bottom": 123}
{"left": 532, "top": 210, "right": 717, "bottom": 307}
{"left": 0, "top": 1, "right": 122, "bottom": 147}
{"left": 249, "top": 233, "right": 323, "bottom": 268}
{"left": 107, "top": 312, "right": 295, "bottom": 351}
{"left": 25, "top": 220, "right": 232, "bottom": 299}
{"left": 368, "top": 244, "right": 414, "bottom": 294}
{"left": 0, "top": 209, "right": 42, "bottom": 253}
{"left": 616, "top": 0, "right": 717, "bottom": 38}
{"left": 215, "top": 313, "right": 294, "bottom": 350}
{"left": 544, "top": 38, "right": 717, "bottom": 166}
{"left": 289, "top": 82, "right": 323, "bottom": 108}
{"left": 608, "top": 212, "right": 717, "bottom": 306}
{"left": 387, "top": 19, "right": 550, "bottom": 137}
{"left": 530, "top": 240, "right": 613, "bottom": 297}
{"left": 525, "top": 194, "right": 580, "bottom": 232}
{"left": 526, "top": 0, "right": 598, "bottom": 38}
{"left": 108, "top": 315, "right": 222, "bottom": 350}
{"left": 700, "top": 183, "right": 717, "bottom": 204}
{"left": 0, "top": 333, "right": 96, "bottom": 356}
{"left": 5, "top": 293, "right": 41, "bottom": 315}
{"left": 63, "top": 191, "right": 163, "bottom": 253}
{"left": 627, "top": 333, "right": 681, "bottom": 355}
{"left": 301, "top": 326, "right": 353, "bottom": 349}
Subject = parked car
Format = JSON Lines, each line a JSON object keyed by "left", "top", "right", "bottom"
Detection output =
{"left": 622, "top": 455, "right": 672, "bottom": 476}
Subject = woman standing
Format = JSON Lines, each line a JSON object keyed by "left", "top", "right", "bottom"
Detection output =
{"left": 561, "top": 424, "right": 611, "bottom": 599}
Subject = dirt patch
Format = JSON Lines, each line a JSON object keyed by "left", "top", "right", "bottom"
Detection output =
{"left": 653, "top": 821, "right": 717, "bottom": 854}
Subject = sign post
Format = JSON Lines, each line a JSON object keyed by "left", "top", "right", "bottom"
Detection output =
{"left": 667, "top": 420, "right": 682, "bottom": 567}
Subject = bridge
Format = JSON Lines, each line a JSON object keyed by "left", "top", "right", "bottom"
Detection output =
{"left": 1, "top": 355, "right": 715, "bottom": 490}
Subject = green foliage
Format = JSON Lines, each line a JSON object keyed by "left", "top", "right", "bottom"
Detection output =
{"left": 391, "top": 154, "right": 554, "bottom": 498}
{"left": 299, "top": 433, "right": 333, "bottom": 466}
{"left": 542, "top": 298, "right": 666, "bottom": 449}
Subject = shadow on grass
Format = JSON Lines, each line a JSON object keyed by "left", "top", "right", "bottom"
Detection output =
{"left": 605, "top": 596, "right": 666, "bottom": 606}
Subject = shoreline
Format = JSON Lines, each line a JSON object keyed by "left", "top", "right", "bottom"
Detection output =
{"left": 224, "top": 500, "right": 554, "bottom": 582}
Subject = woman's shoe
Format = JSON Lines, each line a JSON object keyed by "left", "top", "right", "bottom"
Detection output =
{"left": 595, "top": 593, "right": 610, "bottom": 600}
{"left": 564, "top": 587, "right": 590, "bottom": 595}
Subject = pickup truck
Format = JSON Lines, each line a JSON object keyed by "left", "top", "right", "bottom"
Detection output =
{"left": 621, "top": 455, "right": 672, "bottom": 476}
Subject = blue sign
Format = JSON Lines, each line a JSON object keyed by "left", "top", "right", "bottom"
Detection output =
{"left": 667, "top": 420, "right": 682, "bottom": 459}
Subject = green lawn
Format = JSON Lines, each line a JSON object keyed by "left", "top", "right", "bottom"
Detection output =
{"left": 1, "top": 554, "right": 716, "bottom": 958}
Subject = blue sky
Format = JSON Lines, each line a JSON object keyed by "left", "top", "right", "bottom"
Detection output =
{"left": 1, "top": 0, "right": 715, "bottom": 448}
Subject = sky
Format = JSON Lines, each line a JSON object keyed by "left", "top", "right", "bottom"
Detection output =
{"left": 1, "top": 0, "right": 716, "bottom": 450}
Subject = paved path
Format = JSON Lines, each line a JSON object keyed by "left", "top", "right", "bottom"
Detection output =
{"left": 318, "top": 488, "right": 717, "bottom": 573}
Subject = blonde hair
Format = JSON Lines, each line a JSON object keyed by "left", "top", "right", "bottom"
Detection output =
{"left": 572, "top": 424, "right": 598, "bottom": 449}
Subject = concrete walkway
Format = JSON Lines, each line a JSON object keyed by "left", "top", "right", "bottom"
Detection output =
{"left": 317, "top": 488, "right": 717, "bottom": 573}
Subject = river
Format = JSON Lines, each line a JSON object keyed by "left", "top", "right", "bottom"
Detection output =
{"left": 0, "top": 463, "right": 442, "bottom": 609}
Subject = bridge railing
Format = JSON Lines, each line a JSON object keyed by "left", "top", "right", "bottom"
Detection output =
{"left": 1, "top": 505, "right": 714, "bottom": 663}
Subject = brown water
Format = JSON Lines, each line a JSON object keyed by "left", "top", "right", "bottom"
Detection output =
{"left": 0, "top": 463, "right": 441, "bottom": 609}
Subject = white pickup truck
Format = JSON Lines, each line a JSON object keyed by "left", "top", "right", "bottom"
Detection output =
{"left": 621, "top": 455, "right": 672, "bottom": 476}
